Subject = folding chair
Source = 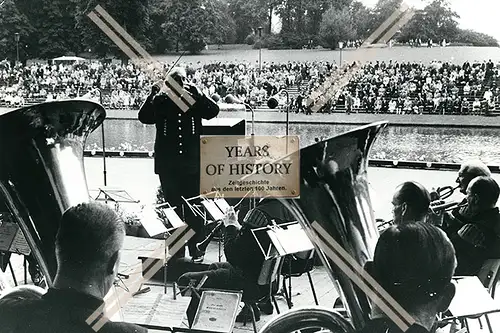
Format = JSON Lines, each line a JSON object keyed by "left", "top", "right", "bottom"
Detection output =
{"left": 280, "top": 249, "right": 319, "bottom": 309}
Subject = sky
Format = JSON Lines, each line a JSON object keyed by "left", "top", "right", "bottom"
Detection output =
{"left": 361, "top": 0, "right": 500, "bottom": 41}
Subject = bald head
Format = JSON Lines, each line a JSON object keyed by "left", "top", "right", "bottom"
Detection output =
{"left": 467, "top": 176, "right": 500, "bottom": 212}
{"left": 392, "top": 181, "right": 431, "bottom": 225}
{"left": 457, "top": 160, "right": 491, "bottom": 194}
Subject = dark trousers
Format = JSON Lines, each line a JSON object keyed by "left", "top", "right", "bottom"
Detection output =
{"left": 178, "top": 262, "right": 259, "bottom": 326}
{"left": 159, "top": 170, "right": 205, "bottom": 257}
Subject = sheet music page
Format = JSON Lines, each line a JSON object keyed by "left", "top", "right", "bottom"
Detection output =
{"left": 448, "top": 276, "right": 500, "bottom": 317}
{"left": 149, "top": 295, "right": 191, "bottom": 328}
{"left": 163, "top": 208, "right": 185, "bottom": 229}
{"left": 118, "top": 291, "right": 160, "bottom": 324}
{"left": 214, "top": 199, "right": 231, "bottom": 214}
{"left": 267, "top": 229, "right": 286, "bottom": 256}
{"left": 117, "top": 292, "right": 189, "bottom": 328}
{"left": 201, "top": 200, "right": 225, "bottom": 221}
{"left": 192, "top": 291, "right": 242, "bottom": 333}
{"left": 285, "top": 224, "right": 315, "bottom": 253}
{"left": 140, "top": 208, "right": 168, "bottom": 237}
{"left": 0, "top": 222, "right": 19, "bottom": 252}
{"left": 9, "top": 229, "right": 31, "bottom": 255}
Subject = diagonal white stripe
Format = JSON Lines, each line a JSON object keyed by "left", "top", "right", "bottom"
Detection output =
{"left": 94, "top": 5, "right": 154, "bottom": 62}
{"left": 88, "top": 8, "right": 192, "bottom": 112}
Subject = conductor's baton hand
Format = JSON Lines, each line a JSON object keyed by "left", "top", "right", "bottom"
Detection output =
{"left": 223, "top": 207, "right": 240, "bottom": 228}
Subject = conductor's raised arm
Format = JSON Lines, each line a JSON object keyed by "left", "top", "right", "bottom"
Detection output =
{"left": 138, "top": 82, "right": 161, "bottom": 124}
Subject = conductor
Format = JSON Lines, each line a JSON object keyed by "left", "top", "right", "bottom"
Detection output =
{"left": 139, "top": 67, "right": 220, "bottom": 261}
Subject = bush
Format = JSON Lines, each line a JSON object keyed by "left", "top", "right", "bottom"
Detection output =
{"left": 456, "top": 29, "right": 499, "bottom": 47}
{"left": 280, "top": 32, "right": 311, "bottom": 49}
{"left": 252, "top": 34, "right": 286, "bottom": 49}
{"left": 245, "top": 33, "right": 256, "bottom": 45}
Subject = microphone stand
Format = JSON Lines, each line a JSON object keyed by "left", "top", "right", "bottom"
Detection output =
{"left": 242, "top": 102, "right": 256, "bottom": 209}
{"left": 243, "top": 102, "right": 255, "bottom": 136}
{"left": 96, "top": 88, "right": 107, "bottom": 186}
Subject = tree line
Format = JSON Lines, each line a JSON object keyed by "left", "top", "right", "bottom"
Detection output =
{"left": 0, "top": 0, "right": 497, "bottom": 61}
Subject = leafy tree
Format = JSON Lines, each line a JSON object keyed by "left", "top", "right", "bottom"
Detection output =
{"left": 456, "top": 30, "right": 499, "bottom": 47}
{"left": 0, "top": 0, "right": 33, "bottom": 62}
{"left": 74, "top": 0, "right": 151, "bottom": 59}
{"left": 14, "top": 0, "right": 81, "bottom": 59}
{"left": 319, "top": 6, "right": 356, "bottom": 49}
{"left": 227, "top": 0, "right": 268, "bottom": 43}
{"left": 398, "top": 0, "right": 459, "bottom": 43}
{"left": 370, "top": 0, "right": 403, "bottom": 33}
{"left": 162, "top": 0, "right": 235, "bottom": 54}
{"left": 149, "top": 0, "right": 176, "bottom": 53}
{"left": 350, "top": 1, "right": 373, "bottom": 40}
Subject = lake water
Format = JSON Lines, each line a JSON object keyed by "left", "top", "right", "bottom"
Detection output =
{"left": 86, "top": 119, "right": 500, "bottom": 165}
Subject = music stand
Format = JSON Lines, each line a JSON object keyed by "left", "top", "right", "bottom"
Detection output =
{"left": 144, "top": 201, "right": 188, "bottom": 296}
{"left": 251, "top": 221, "right": 315, "bottom": 260}
{"left": 182, "top": 194, "right": 230, "bottom": 262}
{"left": 93, "top": 187, "right": 140, "bottom": 204}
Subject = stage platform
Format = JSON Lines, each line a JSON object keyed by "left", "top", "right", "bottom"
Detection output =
{"left": 2, "top": 157, "right": 500, "bottom": 332}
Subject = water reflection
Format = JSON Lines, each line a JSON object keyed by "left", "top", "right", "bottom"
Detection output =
{"left": 86, "top": 119, "right": 500, "bottom": 164}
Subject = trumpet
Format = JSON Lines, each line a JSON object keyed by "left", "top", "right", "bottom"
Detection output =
{"left": 430, "top": 200, "right": 467, "bottom": 214}
{"left": 432, "top": 185, "right": 460, "bottom": 201}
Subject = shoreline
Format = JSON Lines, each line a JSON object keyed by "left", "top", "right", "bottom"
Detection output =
{"left": 105, "top": 109, "right": 500, "bottom": 128}
{"left": 3, "top": 106, "right": 500, "bottom": 128}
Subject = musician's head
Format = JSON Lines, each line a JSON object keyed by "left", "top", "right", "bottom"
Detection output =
{"left": 466, "top": 176, "right": 500, "bottom": 214}
{"left": 457, "top": 160, "right": 491, "bottom": 194}
{"left": 169, "top": 67, "right": 187, "bottom": 87}
{"left": 392, "top": 181, "right": 431, "bottom": 225}
{"left": 366, "top": 223, "right": 456, "bottom": 329}
{"left": 54, "top": 202, "right": 125, "bottom": 298}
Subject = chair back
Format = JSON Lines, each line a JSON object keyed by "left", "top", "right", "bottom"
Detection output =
{"left": 258, "top": 257, "right": 284, "bottom": 287}
{"left": 281, "top": 250, "right": 316, "bottom": 277}
{"left": 478, "top": 258, "right": 500, "bottom": 293}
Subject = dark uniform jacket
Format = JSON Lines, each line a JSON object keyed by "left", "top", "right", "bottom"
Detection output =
{"left": 0, "top": 288, "right": 147, "bottom": 333}
{"left": 138, "top": 86, "right": 219, "bottom": 174}
{"left": 224, "top": 199, "right": 295, "bottom": 283}
{"left": 443, "top": 206, "right": 500, "bottom": 276}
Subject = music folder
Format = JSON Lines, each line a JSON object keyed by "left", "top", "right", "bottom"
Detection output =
{"left": 192, "top": 290, "right": 242, "bottom": 333}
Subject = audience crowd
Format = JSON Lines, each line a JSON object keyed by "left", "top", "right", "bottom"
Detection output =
{"left": 0, "top": 58, "right": 499, "bottom": 115}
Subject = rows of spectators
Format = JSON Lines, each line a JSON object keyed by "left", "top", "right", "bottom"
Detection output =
{"left": 1, "top": 58, "right": 499, "bottom": 116}
{"left": 329, "top": 60, "right": 500, "bottom": 115}
{"left": 0, "top": 59, "right": 336, "bottom": 110}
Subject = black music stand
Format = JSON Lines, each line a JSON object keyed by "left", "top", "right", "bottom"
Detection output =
{"left": 141, "top": 202, "right": 187, "bottom": 296}
{"left": 251, "top": 221, "right": 314, "bottom": 261}
{"left": 182, "top": 194, "right": 230, "bottom": 262}
{"left": 92, "top": 187, "right": 140, "bottom": 204}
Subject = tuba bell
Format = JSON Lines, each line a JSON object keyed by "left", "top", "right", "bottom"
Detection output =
{"left": 261, "top": 121, "right": 387, "bottom": 333}
{"left": 0, "top": 100, "right": 105, "bottom": 287}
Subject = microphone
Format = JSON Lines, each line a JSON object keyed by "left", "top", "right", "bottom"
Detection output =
{"left": 267, "top": 95, "right": 280, "bottom": 109}
{"left": 223, "top": 94, "right": 243, "bottom": 104}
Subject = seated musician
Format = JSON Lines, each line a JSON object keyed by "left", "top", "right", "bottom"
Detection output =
{"left": 178, "top": 198, "right": 295, "bottom": 325}
{"left": 359, "top": 223, "right": 457, "bottom": 333}
{"left": 455, "top": 160, "right": 491, "bottom": 196}
{"left": 0, "top": 202, "right": 146, "bottom": 333}
{"left": 391, "top": 181, "right": 431, "bottom": 225}
{"left": 441, "top": 176, "right": 500, "bottom": 276}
